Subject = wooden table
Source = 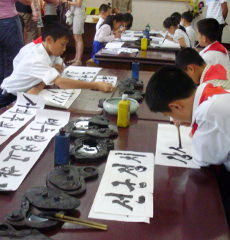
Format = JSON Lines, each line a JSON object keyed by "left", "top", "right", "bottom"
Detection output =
{"left": 95, "top": 48, "right": 176, "bottom": 71}
{"left": 0, "top": 117, "right": 229, "bottom": 240}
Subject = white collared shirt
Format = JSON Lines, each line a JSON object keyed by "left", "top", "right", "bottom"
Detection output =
{"left": 185, "top": 26, "right": 196, "bottom": 47}
{"left": 199, "top": 42, "right": 230, "bottom": 69}
{"left": 173, "top": 29, "right": 191, "bottom": 47}
{"left": 94, "top": 24, "right": 115, "bottom": 42}
{"left": 206, "top": 0, "right": 226, "bottom": 24}
{"left": 200, "top": 64, "right": 230, "bottom": 89}
{"left": 1, "top": 43, "right": 62, "bottom": 95}
{"left": 96, "top": 17, "right": 104, "bottom": 31}
{"left": 191, "top": 83, "right": 230, "bottom": 170}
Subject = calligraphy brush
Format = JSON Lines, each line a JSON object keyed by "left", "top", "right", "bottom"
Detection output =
{"left": 43, "top": 213, "right": 108, "bottom": 231}
{"left": 177, "top": 125, "right": 182, "bottom": 149}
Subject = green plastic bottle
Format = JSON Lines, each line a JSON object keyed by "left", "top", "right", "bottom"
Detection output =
{"left": 117, "top": 94, "right": 130, "bottom": 127}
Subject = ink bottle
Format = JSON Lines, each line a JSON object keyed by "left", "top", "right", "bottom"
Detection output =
{"left": 54, "top": 128, "right": 70, "bottom": 166}
{"left": 117, "top": 94, "right": 130, "bottom": 128}
{"left": 141, "top": 35, "right": 148, "bottom": 51}
{"left": 131, "top": 62, "right": 140, "bottom": 80}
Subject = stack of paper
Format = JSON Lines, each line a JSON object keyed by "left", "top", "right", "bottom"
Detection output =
{"left": 38, "top": 89, "right": 81, "bottom": 109}
{"left": 89, "top": 150, "right": 154, "bottom": 223}
{"left": 62, "top": 66, "right": 102, "bottom": 82}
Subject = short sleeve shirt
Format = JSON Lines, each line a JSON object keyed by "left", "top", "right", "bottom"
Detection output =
{"left": 0, "top": 0, "right": 17, "bottom": 19}
{"left": 173, "top": 29, "right": 191, "bottom": 47}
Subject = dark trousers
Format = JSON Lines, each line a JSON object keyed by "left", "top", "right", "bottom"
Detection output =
{"left": 0, "top": 89, "right": 17, "bottom": 109}
{"left": 218, "top": 24, "right": 225, "bottom": 43}
{"left": 43, "top": 15, "right": 58, "bottom": 26}
{"left": 0, "top": 15, "right": 24, "bottom": 85}
{"left": 215, "top": 165, "right": 230, "bottom": 227}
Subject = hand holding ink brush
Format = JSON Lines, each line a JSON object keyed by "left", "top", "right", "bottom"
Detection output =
{"left": 177, "top": 125, "right": 182, "bottom": 149}
{"left": 52, "top": 58, "right": 65, "bottom": 73}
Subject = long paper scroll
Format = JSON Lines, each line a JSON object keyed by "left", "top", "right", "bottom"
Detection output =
{"left": 89, "top": 150, "right": 154, "bottom": 223}
{"left": 0, "top": 109, "right": 70, "bottom": 191}
{"left": 0, "top": 93, "right": 44, "bottom": 146}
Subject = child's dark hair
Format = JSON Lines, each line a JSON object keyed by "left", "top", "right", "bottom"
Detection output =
{"left": 181, "top": 11, "right": 193, "bottom": 23}
{"left": 163, "top": 16, "right": 186, "bottom": 33}
{"left": 171, "top": 12, "right": 181, "bottom": 24}
{"left": 101, "top": 14, "right": 124, "bottom": 29}
{"left": 176, "top": 48, "right": 205, "bottom": 70}
{"left": 99, "top": 4, "right": 110, "bottom": 12}
{"left": 41, "top": 23, "right": 72, "bottom": 41}
{"left": 123, "top": 13, "right": 133, "bottom": 30}
{"left": 145, "top": 65, "right": 196, "bottom": 112}
{"left": 197, "top": 18, "right": 219, "bottom": 41}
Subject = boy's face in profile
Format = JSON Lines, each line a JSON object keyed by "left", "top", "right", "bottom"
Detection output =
{"left": 197, "top": 32, "right": 206, "bottom": 47}
{"left": 46, "top": 36, "right": 69, "bottom": 56}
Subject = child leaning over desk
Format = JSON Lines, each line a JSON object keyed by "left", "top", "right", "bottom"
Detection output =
{"left": 197, "top": 18, "right": 230, "bottom": 69}
{"left": 145, "top": 65, "right": 230, "bottom": 226}
{"left": 176, "top": 48, "right": 230, "bottom": 89}
{"left": 0, "top": 23, "right": 114, "bottom": 109}
{"left": 163, "top": 16, "right": 191, "bottom": 48}
{"left": 92, "top": 14, "right": 124, "bottom": 64}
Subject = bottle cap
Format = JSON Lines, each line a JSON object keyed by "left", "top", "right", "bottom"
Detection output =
{"left": 122, "top": 94, "right": 128, "bottom": 100}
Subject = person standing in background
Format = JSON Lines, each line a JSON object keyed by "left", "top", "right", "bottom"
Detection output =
{"left": 112, "top": 0, "right": 132, "bottom": 14}
{"left": 43, "top": 0, "right": 59, "bottom": 26}
{"left": 206, "top": 0, "right": 228, "bottom": 42}
{"left": 68, "top": 0, "right": 86, "bottom": 66}
{"left": 0, "top": 0, "right": 31, "bottom": 85}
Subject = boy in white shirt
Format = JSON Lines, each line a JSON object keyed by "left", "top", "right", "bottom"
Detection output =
{"left": 181, "top": 11, "right": 196, "bottom": 47}
{"left": 0, "top": 23, "right": 114, "bottom": 108}
{"left": 176, "top": 48, "right": 230, "bottom": 89}
{"left": 197, "top": 18, "right": 230, "bottom": 69}
{"left": 145, "top": 65, "right": 230, "bottom": 226}
{"left": 96, "top": 4, "right": 111, "bottom": 31}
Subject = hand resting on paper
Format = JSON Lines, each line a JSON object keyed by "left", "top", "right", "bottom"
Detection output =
{"left": 26, "top": 82, "right": 46, "bottom": 95}
{"left": 96, "top": 82, "right": 115, "bottom": 93}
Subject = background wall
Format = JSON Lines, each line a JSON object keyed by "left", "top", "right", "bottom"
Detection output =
{"left": 85, "top": 0, "right": 230, "bottom": 43}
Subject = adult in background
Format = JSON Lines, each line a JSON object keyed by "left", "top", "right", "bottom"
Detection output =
{"left": 0, "top": 0, "right": 31, "bottom": 85}
{"left": 112, "top": 0, "right": 132, "bottom": 14}
{"left": 68, "top": 0, "right": 86, "bottom": 66}
{"left": 206, "top": 0, "right": 228, "bottom": 42}
{"left": 43, "top": 0, "right": 59, "bottom": 26}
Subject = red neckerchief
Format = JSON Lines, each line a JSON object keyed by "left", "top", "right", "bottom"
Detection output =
{"left": 32, "top": 36, "right": 42, "bottom": 44}
{"left": 202, "top": 64, "right": 228, "bottom": 83}
{"left": 191, "top": 83, "right": 228, "bottom": 136}
{"left": 203, "top": 41, "right": 228, "bottom": 55}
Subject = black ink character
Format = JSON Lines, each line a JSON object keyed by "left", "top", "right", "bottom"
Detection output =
{"left": 0, "top": 121, "right": 15, "bottom": 129}
{"left": 11, "top": 145, "right": 40, "bottom": 152}
{"left": 136, "top": 196, "right": 145, "bottom": 204}
{"left": 112, "top": 179, "right": 136, "bottom": 192}
{"left": 20, "top": 135, "right": 47, "bottom": 142}
{"left": 9, "top": 108, "right": 33, "bottom": 115}
{"left": 0, "top": 183, "right": 8, "bottom": 188}
{"left": 112, "top": 164, "right": 147, "bottom": 177}
{"left": 120, "top": 156, "right": 141, "bottom": 164}
{"left": 3, "top": 150, "right": 30, "bottom": 162}
{"left": 0, "top": 166, "right": 21, "bottom": 177}
{"left": 162, "top": 146, "right": 192, "bottom": 165}
{"left": 105, "top": 193, "right": 133, "bottom": 211}
{"left": 3, "top": 114, "right": 24, "bottom": 122}
{"left": 36, "top": 118, "right": 60, "bottom": 126}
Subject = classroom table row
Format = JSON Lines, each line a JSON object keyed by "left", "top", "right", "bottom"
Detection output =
{"left": 0, "top": 112, "right": 228, "bottom": 240}
{"left": 0, "top": 68, "right": 229, "bottom": 239}
{"left": 95, "top": 49, "right": 176, "bottom": 71}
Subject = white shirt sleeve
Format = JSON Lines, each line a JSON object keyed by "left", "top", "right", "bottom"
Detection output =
{"left": 95, "top": 24, "right": 115, "bottom": 42}
{"left": 173, "top": 29, "right": 184, "bottom": 42}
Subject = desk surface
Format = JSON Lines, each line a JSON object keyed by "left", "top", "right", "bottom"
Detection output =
{"left": 0, "top": 118, "right": 228, "bottom": 240}
{"left": 95, "top": 48, "right": 175, "bottom": 71}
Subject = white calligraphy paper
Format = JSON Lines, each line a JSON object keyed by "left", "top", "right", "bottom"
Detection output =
{"left": 0, "top": 93, "right": 44, "bottom": 146}
{"left": 62, "top": 66, "right": 102, "bottom": 82}
{"left": 105, "top": 42, "right": 124, "bottom": 49}
{"left": 89, "top": 150, "right": 154, "bottom": 222}
{"left": 38, "top": 89, "right": 81, "bottom": 109}
{"left": 0, "top": 109, "right": 70, "bottom": 191}
{"left": 155, "top": 124, "right": 200, "bottom": 169}
{"left": 95, "top": 75, "right": 117, "bottom": 87}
